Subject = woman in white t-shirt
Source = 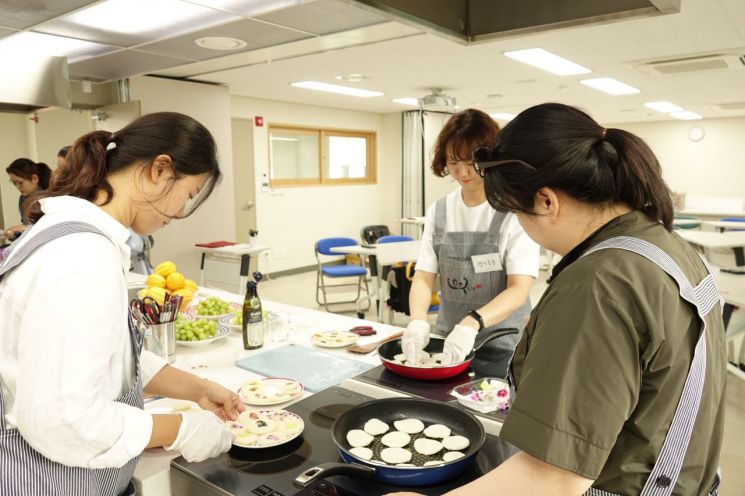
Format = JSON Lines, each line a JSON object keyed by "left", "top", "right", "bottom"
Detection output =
{"left": 403, "top": 109, "right": 540, "bottom": 370}
{"left": 0, "top": 112, "right": 241, "bottom": 495}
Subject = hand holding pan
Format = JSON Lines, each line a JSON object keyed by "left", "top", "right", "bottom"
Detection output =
{"left": 378, "top": 328, "right": 519, "bottom": 381}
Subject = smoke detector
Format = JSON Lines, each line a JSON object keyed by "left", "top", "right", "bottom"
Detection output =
{"left": 420, "top": 88, "right": 457, "bottom": 112}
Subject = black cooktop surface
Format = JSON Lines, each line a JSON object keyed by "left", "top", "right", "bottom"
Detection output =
{"left": 170, "top": 386, "right": 516, "bottom": 496}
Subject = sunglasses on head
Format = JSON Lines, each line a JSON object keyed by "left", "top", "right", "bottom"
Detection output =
{"left": 471, "top": 147, "right": 536, "bottom": 177}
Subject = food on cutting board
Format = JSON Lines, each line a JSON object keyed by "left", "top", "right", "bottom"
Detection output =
{"left": 139, "top": 260, "right": 196, "bottom": 308}
{"left": 195, "top": 296, "right": 231, "bottom": 316}
{"left": 345, "top": 416, "right": 472, "bottom": 467}
{"left": 175, "top": 315, "right": 218, "bottom": 341}
{"left": 226, "top": 410, "right": 304, "bottom": 448}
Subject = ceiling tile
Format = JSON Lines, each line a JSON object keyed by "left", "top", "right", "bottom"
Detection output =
{"left": 0, "top": 27, "right": 17, "bottom": 39}
{"left": 138, "top": 18, "right": 311, "bottom": 61}
{"left": 186, "top": 0, "right": 309, "bottom": 17}
{"left": 256, "top": 0, "right": 386, "bottom": 35}
{"left": 0, "top": 0, "right": 96, "bottom": 29}
{"left": 69, "top": 49, "right": 194, "bottom": 81}
{"left": 34, "top": 0, "right": 239, "bottom": 47}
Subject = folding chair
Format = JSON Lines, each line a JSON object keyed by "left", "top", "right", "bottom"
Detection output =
{"left": 315, "top": 237, "right": 370, "bottom": 313}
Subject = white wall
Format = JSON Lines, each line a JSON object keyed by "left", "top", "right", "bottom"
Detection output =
{"left": 33, "top": 109, "right": 93, "bottom": 165}
{"left": 130, "top": 76, "right": 236, "bottom": 278}
{"left": 609, "top": 116, "right": 745, "bottom": 198}
{"left": 231, "top": 96, "right": 403, "bottom": 273}
{"left": 0, "top": 113, "right": 30, "bottom": 227}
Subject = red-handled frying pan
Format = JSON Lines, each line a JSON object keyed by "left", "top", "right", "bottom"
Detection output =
{"left": 378, "top": 328, "right": 518, "bottom": 380}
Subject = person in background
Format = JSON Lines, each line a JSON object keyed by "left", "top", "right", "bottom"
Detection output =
{"left": 0, "top": 112, "right": 241, "bottom": 495}
{"left": 57, "top": 145, "right": 71, "bottom": 167}
{"left": 4, "top": 158, "right": 52, "bottom": 240}
{"left": 389, "top": 103, "right": 725, "bottom": 495}
{"left": 403, "top": 109, "right": 539, "bottom": 369}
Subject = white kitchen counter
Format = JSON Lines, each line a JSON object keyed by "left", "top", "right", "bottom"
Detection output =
{"left": 134, "top": 286, "right": 404, "bottom": 496}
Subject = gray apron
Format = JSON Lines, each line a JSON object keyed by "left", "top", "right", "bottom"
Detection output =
{"left": 508, "top": 236, "right": 721, "bottom": 496}
{"left": 432, "top": 198, "right": 532, "bottom": 352}
{"left": 0, "top": 222, "right": 143, "bottom": 496}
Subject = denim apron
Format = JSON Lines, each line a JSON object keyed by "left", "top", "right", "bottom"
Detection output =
{"left": 0, "top": 222, "right": 144, "bottom": 496}
{"left": 432, "top": 198, "right": 532, "bottom": 356}
{"left": 507, "top": 236, "right": 721, "bottom": 496}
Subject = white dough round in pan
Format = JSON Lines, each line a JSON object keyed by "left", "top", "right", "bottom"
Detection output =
{"left": 423, "top": 460, "right": 444, "bottom": 467}
{"left": 381, "top": 447, "right": 412, "bottom": 464}
{"left": 364, "top": 418, "right": 390, "bottom": 436}
{"left": 443, "top": 451, "right": 465, "bottom": 462}
{"left": 413, "top": 438, "right": 442, "bottom": 456}
{"left": 346, "top": 429, "right": 374, "bottom": 447}
{"left": 423, "top": 424, "right": 451, "bottom": 439}
{"left": 349, "top": 447, "right": 374, "bottom": 460}
{"left": 442, "top": 435, "right": 470, "bottom": 451}
{"left": 381, "top": 431, "right": 411, "bottom": 448}
{"left": 393, "top": 418, "right": 425, "bottom": 434}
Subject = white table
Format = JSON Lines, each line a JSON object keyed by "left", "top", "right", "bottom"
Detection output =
{"left": 702, "top": 220, "right": 745, "bottom": 232}
{"left": 673, "top": 218, "right": 701, "bottom": 227}
{"left": 677, "top": 230, "right": 745, "bottom": 266}
{"left": 134, "top": 286, "right": 408, "bottom": 496}
{"left": 195, "top": 243, "right": 270, "bottom": 293}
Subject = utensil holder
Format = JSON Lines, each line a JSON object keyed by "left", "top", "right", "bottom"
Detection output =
{"left": 144, "top": 321, "right": 176, "bottom": 363}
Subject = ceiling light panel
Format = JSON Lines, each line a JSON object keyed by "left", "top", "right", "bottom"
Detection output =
{"left": 489, "top": 112, "right": 517, "bottom": 121}
{"left": 392, "top": 98, "right": 419, "bottom": 106}
{"left": 643, "top": 101, "right": 684, "bottom": 113}
{"left": 0, "top": 32, "right": 115, "bottom": 62}
{"left": 580, "top": 77, "right": 640, "bottom": 95}
{"left": 290, "top": 81, "right": 383, "bottom": 98}
{"left": 184, "top": 0, "right": 307, "bottom": 17}
{"left": 35, "top": 0, "right": 239, "bottom": 48}
{"left": 503, "top": 48, "right": 591, "bottom": 76}
{"left": 671, "top": 110, "right": 703, "bottom": 120}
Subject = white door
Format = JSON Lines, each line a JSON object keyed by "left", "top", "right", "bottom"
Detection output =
{"left": 231, "top": 118, "right": 257, "bottom": 243}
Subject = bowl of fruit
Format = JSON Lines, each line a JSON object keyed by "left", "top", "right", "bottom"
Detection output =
{"left": 184, "top": 296, "right": 241, "bottom": 320}
{"left": 175, "top": 314, "right": 230, "bottom": 347}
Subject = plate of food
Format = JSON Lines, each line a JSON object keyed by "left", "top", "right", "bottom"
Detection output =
{"left": 311, "top": 331, "right": 359, "bottom": 348}
{"left": 238, "top": 378, "right": 304, "bottom": 406}
{"left": 184, "top": 296, "right": 241, "bottom": 320}
{"left": 175, "top": 315, "right": 231, "bottom": 347}
{"left": 226, "top": 409, "right": 304, "bottom": 448}
{"left": 449, "top": 378, "right": 511, "bottom": 413}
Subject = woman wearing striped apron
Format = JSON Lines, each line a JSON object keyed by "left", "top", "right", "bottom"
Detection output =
{"left": 389, "top": 104, "right": 725, "bottom": 495}
{"left": 403, "top": 109, "right": 540, "bottom": 370}
{"left": 0, "top": 113, "right": 241, "bottom": 495}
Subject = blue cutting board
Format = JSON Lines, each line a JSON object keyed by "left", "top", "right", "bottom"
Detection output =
{"left": 235, "top": 344, "right": 374, "bottom": 392}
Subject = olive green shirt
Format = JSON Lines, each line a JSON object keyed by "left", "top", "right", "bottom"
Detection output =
{"left": 500, "top": 211, "right": 726, "bottom": 495}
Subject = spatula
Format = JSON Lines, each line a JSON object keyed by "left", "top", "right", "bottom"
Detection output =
{"left": 347, "top": 331, "right": 403, "bottom": 354}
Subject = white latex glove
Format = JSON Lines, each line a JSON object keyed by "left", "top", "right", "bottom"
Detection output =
{"left": 442, "top": 325, "right": 478, "bottom": 365}
{"left": 165, "top": 410, "right": 235, "bottom": 462}
{"left": 402, "top": 319, "right": 430, "bottom": 366}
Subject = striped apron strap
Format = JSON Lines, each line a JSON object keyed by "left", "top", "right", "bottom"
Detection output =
{"left": 581, "top": 236, "right": 720, "bottom": 496}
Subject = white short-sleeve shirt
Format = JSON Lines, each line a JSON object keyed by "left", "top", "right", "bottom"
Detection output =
{"left": 416, "top": 187, "right": 540, "bottom": 278}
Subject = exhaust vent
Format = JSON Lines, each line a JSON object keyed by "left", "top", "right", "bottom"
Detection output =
{"left": 713, "top": 102, "right": 745, "bottom": 111}
{"left": 636, "top": 53, "right": 745, "bottom": 75}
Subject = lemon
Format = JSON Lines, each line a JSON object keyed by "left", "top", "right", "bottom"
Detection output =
{"left": 166, "top": 271, "right": 186, "bottom": 291}
{"left": 148, "top": 286, "right": 168, "bottom": 305}
{"left": 155, "top": 261, "right": 177, "bottom": 278}
{"left": 146, "top": 273, "right": 166, "bottom": 288}
{"left": 183, "top": 278, "right": 198, "bottom": 293}
{"left": 172, "top": 288, "right": 193, "bottom": 310}
{"left": 137, "top": 288, "right": 150, "bottom": 300}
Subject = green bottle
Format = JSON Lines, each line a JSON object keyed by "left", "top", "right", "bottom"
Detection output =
{"left": 242, "top": 281, "right": 264, "bottom": 350}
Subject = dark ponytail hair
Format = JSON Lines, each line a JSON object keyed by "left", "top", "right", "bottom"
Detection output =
{"left": 483, "top": 103, "right": 674, "bottom": 230}
{"left": 431, "top": 108, "right": 499, "bottom": 177}
{"left": 6, "top": 158, "right": 52, "bottom": 190}
{"left": 26, "top": 112, "right": 221, "bottom": 223}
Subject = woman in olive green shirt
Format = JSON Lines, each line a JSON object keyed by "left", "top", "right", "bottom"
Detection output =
{"left": 389, "top": 103, "right": 725, "bottom": 496}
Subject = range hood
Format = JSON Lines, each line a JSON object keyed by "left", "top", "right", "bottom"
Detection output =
{"left": 0, "top": 55, "right": 71, "bottom": 113}
{"left": 349, "top": 0, "right": 681, "bottom": 43}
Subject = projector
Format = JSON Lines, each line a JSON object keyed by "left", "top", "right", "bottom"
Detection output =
{"left": 420, "top": 92, "right": 457, "bottom": 112}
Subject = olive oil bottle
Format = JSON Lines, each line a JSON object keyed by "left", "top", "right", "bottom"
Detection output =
{"left": 242, "top": 281, "right": 264, "bottom": 350}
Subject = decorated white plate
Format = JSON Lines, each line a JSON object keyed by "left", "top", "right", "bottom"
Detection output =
{"left": 311, "top": 331, "right": 359, "bottom": 348}
{"left": 185, "top": 301, "right": 241, "bottom": 320}
{"left": 175, "top": 324, "right": 231, "bottom": 347}
{"left": 226, "top": 409, "right": 304, "bottom": 448}
{"left": 238, "top": 378, "right": 304, "bottom": 406}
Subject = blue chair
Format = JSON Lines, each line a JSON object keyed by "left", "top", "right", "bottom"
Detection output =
{"left": 315, "top": 237, "right": 370, "bottom": 313}
{"left": 377, "top": 235, "right": 414, "bottom": 244}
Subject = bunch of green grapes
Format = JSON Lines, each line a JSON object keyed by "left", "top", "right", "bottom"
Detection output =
{"left": 176, "top": 316, "right": 218, "bottom": 341}
{"left": 196, "top": 296, "right": 230, "bottom": 316}
{"left": 231, "top": 313, "right": 243, "bottom": 326}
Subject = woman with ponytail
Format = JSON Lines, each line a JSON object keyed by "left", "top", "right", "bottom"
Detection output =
{"left": 389, "top": 103, "right": 725, "bottom": 495}
{"left": 0, "top": 112, "right": 241, "bottom": 495}
{"left": 3, "top": 158, "right": 52, "bottom": 239}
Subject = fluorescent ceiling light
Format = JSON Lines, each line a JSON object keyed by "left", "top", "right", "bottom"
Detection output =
{"left": 62, "top": 0, "right": 223, "bottom": 36}
{"left": 0, "top": 32, "right": 110, "bottom": 60}
{"left": 503, "top": 48, "right": 591, "bottom": 76}
{"left": 290, "top": 81, "right": 383, "bottom": 98}
{"left": 644, "top": 101, "right": 684, "bottom": 113}
{"left": 489, "top": 112, "right": 517, "bottom": 121}
{"left": 270, "top": 136, "right": 299, "bottom": 141}
{"left": 580, "top": 77, "right": 640, "bottom": 95}
{"left": 392, "top": 97, "right": 419, "bottom": 106}
{"left": 671, "top": 110, "right": 703, "bottom": 120}
{"left": 186, "top": 0, "right": 303, "bottom": 16}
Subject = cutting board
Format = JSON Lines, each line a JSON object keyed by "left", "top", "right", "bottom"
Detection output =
{"left": 235, "top": 344, "right": 375, "bottom": 392}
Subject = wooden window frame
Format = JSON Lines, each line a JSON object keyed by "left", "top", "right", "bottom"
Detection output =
{"left": 269, "top": 124, "right": 377, "bottom": 187}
